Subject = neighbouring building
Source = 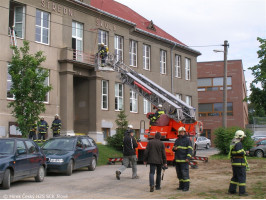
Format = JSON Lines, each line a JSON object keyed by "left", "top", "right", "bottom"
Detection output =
{"left": 0, "top": 0, "right": 201, "bottom": 142}
{"left": 197, "top": 60, "right": 249, "bottom": 143}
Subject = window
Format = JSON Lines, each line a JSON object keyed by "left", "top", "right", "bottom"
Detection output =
{"left": 199, "top": 102, "right": 233, "bottom": 117}
{"left": 115, "top": 35, "right": 123, "bottom": 62}
{"left": 102, "top": 128, "right": 110, "bottom": 140}
{"left": 9, "top": 2, "right": 25, "bottom": 39}
{"left": 143, "top": 44, "right": 150, "bottom": 70}
{"left": 35, "top": 9, "right": 50, "bottom": 44}
{"left": 7, "top": 65, "right": 14, "bottom": 99}
{"left": 175, "top": 55, "right": 181, "bottom": 78}
{"left": 129, "top": 40, "right": 137, "bottom": 67}
{"left": 160, "top": 50, "right": 167, "bottom": 74}
{"left": 143, "top": 99, "right": 151, "bottom": 114}
{"left": 81, "top": 138, "right": 91, "bottom": 147}
{"left": 72, "top": 21, "right": 83, "bottom": 61}
{"left": 98, "top": 29, "right": 108, "bottom": 45}
{"left": 176, "top": 93, "right": 182, "bottom": 100}
{"left": 115, "top": 83, "right": 123, "bottom": 111}
{"left": 101, "top": 80, "right": 108, "bottom": 110}
{"left": 25, "top": 141, "right": 38, "bottom": 154}
{"left": 197, "top": 77, "right": 232, "bottom": 91}
{"left": 130, "top": 89, "right": 138, "bottom": 113}
{"left": 186, "top": 95, "right": 192, "bottom": 106}
{"left": 201, "top": 129, "right": 211, "bottom": 139}
{"left": 16, "top": 140, "right": 26, "bottom": 152}
{"left": 185, "top": 58, "right": 191, "bottom": 80}
{"left": 44, "top": 72, "right": 49, "bottom": 103}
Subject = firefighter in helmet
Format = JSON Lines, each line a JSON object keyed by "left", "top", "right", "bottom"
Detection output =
{"left": 51, "top": 114, "right": 61, "bottom": 137}
{"left": 29, "top": 123, "right": 37, "bottom": 141}
{"left": 228, "top": 130, "right": 249, "bottom": 196}
{"left": 150, "top": 104, "right": 165, "bottom": 125}
{"left": 172, "top": 126, "right": 192, "bottom": 191}
{"left": 98, "top": 43, "right": 109, "bottom": 67}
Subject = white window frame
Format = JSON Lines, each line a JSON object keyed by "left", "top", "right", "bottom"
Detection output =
{"left": 175, "top": 55, "right": 181, "bottom": 78}
{"left": 115, "top": 83, "right": 123, "bottom": 111}
{"left": 129, "top": 40, "right": 137, "bottom": 67}
{"left": 114, "top": 35, "right": 123, "bottom": 62}
{"left": 186, "top": 95, "right": 192, "bottom": 106}
{"left": 35, "top": 9, "right": 50, "bottom": 44}
{"left": 143, "top": 99, "right": 151, "bottom": 114}
{"left": 7, "top": 64, "right": 14, "bottom": 100}
{"left": 72, "top": 21, "right": 84, "bottom": 61}
{"left": 185, "top": 58, "right": 191, "bottom": 80}
{"left": 98, "top": 29, "right": 108, "bottom": 45}
{"left": 14, "top": 6, "right": 25, "bottom": 39}
{"left": 143, "top": 44, "right": 151, "bottom": 70}
{"left": 101, "top": 80, "right": 108, "bottom": 110}
{"left": 176, "top": 93, "right": 182, "bottom": 100}
{"left": 160, "top": 50, "right": 167, "bottom": 74}
{"left": 130, "top": 89, "right": 138, "bottom": 113}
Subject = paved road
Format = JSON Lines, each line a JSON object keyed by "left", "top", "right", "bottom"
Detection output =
{"left": 0, "top": 148, "right": 218, "bottom": 199}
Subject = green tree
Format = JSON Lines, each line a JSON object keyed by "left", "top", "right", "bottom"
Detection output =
{"left": 248, "top": 37, "right": 266, "bottom": 117}
{"left": 214, "top": 127, "right": 254, "bottom": 155}
{"left": 107, "top": 110, "right": 128, "bottom": 151}
{"left": 8, "top": 40, "right": 52, "bottom": 137}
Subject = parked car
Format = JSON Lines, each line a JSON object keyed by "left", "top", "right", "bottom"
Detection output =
{"left": 195, "top": 136, "right": 211, "bottom": 149}
{"left": 41, "top": 136, "right": 98, "bottom": 175}
{"left": 249, "top": 138, "right": 266, "bottom": 158}
{"left": 251, "top": 135, "right": 266, "bottom": 141}
{"left": 0, "top": 138, "right": 46, "bottom": 189}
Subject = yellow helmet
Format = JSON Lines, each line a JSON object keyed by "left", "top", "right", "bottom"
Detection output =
{"left": 234, "top": 130, "right": 246, "bottom": 139}
{"left": 178, "top": 127, "right": 186, "bottom": 133}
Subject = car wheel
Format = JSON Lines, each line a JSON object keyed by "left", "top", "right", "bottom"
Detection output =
{"left": 2, "top": 169, "right": 11, "bottom": 189}
{"left": 35, "top": 166, "right": 45, "bottom": 182}
{"left": 66, "top": 160, "right": 73, "bottom": 176}
{"left": 206, "top": 144, "right": 210, "bottom": 149}
{"left": 255, "top": 150, "right": 264, "bottom": 158}
{"left": 88, "top": 157, "right": 97, "bottom": 171}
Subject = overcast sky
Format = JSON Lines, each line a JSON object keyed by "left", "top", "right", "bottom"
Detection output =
{"left": 115, "top": 0, "right": 266, "bottom": 95}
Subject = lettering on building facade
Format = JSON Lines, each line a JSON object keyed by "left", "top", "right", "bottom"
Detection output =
{"left": 41, "top": 0, "right": 73, "bottom": 16}
{"left": 96, "top": 18, "right": 116, "bottom": 31}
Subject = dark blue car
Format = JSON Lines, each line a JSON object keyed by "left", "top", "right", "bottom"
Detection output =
{"left": 0, "top": 138, "right": 46, "bottom": 189}
{"left": 42, "top": 136, "right": 98, "bottom": 175}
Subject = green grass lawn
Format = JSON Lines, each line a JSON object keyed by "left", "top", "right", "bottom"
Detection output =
{"left": 97, "top": 143, "right": 123, "bottom": 166}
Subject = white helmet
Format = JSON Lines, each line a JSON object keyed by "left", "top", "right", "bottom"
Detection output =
{"left": 178, "top": 127, "right": 186, "bottom": 133}
{"left": 128, "top": 124, "right": 133, "bottom": 129}
{"left": 158, "top": 104, "right": 162, "bottom": 108}
{"left": 55, "top": 114, "right": 59, "bottom": 118}
{"left": 234, "top": 130, "right": 246, "bottom": 139}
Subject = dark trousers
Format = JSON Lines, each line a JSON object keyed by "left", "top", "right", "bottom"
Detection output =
{"left": 175, "top": 162, "right": 190, "bottom": 190}
{"left": 29, "top": 131, "right": 36, "bottom": 140}
{"left": 38, "top": 133, "right": 46, "bottom": 140}
{"left": 229, "top": 166, "right": 246, "bottom": 194}
{"left": 149, "top": 164, "right": 162, "bottom": 188}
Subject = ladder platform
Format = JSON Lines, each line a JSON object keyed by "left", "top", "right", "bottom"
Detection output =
{"left": 97, "top": 66, "right": 115, "bottom": 71}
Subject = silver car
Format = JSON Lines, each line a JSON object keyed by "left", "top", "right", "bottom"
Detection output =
{"left": 249, "top": 138, "right": 266, "bottom": 158}
{"left": 195, "top": 136, "right": 211, "bottom": 149}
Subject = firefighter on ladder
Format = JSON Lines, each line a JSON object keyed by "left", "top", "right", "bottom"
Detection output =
{"left": 98, "top": 43, "right": 109, "bottom": 67}
{"left": 172, "top": 127, "right": 192, "bottom": 192}
{"left": 51, "top": 114, "right": 61, "bottom": 137}
{"left": 149, "top": 104, "right": 165, "bottom": 126}
{"left": 228, "top": 130, "right": 249, "bottom": 196}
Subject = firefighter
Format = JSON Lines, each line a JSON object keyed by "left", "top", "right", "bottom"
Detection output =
{"left": 228, "top": 130, "right": 249, "bottom": 196}
{"left": 38, "top": 117, "right": 48, "bottom": 142}
{"left": 51, "top": 114, "right": 61, "bottom": 137}
{"left": 150, "top": 104, "right": 165, "bottom": 125}
{"left": 172, "top": 127, "right": 192, "bottom": 192}
{"left": 98, "top": 43, "right": 108, "bottom": 67}
{"left": 29, "top": 123, "right": 37, "bottom": 141}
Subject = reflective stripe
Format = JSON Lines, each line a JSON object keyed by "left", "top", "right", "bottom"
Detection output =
{"left": 183, "top": 179, "right": 190, "bottom": 182}
{"left": 239, "top": 183, "right": 246, "bottom": 186}
{"left": 175, "top": 160, "right": 187, "bottom": 162}
{"left": 187, "top": 154, "right": 192, "bottom": 157}
{"left": 230, "top": 181, "right": 246, "bottom": 186}
{"left": 230, "top": 181, "right": 239, "bottom": 185}
{"left": 232, "top": 163, "right": 246, "bottom": 166}
{"left": 177, "top": 146, "right": 188, "bottom": 149}
{"left": 188, "top": 146, "right": 193, "bottom": 150}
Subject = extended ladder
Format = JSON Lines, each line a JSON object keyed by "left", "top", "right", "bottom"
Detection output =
{"left": 96, "top": 54, "right": 196, "bottom": 123}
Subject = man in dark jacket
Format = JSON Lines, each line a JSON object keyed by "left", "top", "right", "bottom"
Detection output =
{"left": 172, "top": 127, "right": 192, "bottom": 192}
{"left": 38, "top": 117, "right": 48, "bottom": 141}
{"left": 116, "top": 125, "right": 138, "bottom": 180}
{"left": 51, "top": 114, "right": 61, "bottom": 137}
{"left": 144, "top": 132, "right": 167, "bottom": 192}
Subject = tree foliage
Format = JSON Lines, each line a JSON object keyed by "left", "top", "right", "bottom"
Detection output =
{"left": 107, "top": 110, "right": 128, "bottom": 151}
{"left": 248, "top": 37, "right": 266, "bottom": 118}
{"left": 8, "top": 40, "right": 52, "bottom": 137}
{"left": 214, "top": 127, "right": 254, "bottom": 155}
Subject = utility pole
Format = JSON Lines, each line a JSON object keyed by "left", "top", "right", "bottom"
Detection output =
{"left": 222, "top": 40, "right": 229, "bottom": 128}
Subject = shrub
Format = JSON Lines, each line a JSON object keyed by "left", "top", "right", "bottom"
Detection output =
{"left": 214, "top": 127, "right": 254, "bottom": 155}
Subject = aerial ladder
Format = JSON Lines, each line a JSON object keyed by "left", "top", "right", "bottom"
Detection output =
{"left": 96, "top": 53, "right": 207, "bottom": 168}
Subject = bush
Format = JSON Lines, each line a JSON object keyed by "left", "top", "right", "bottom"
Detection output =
{"left": 214, "top": 127, "right": 254, "bottom": 155}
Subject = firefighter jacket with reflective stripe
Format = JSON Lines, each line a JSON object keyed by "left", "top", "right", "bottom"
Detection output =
{"left": 51, "top": 119, "right": 61, "bottom": 132}
{"left": 230, "top": 141, "right": 246, "bottom": 167}
{"left": 172, "top": 135, "right": 192, "bottom": 162}
{"left": 29, "top": 124, "right": 37, "bottom": 132}
{"left": 38, "top": 120, "right": 48, "bottom": 134}
{"left": 151, "top": 109, "right": 165, "bottom": 122}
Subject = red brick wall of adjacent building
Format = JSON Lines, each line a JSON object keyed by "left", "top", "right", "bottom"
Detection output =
{"left": 197, "top": 60, "right": 249, "bottom": 145}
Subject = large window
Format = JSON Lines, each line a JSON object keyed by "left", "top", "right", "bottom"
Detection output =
{"left": 176, "top": 93, "right": 182, "bottom": 100}
{"left": 160, "top": 50, "right": 167, "bottom": 74}
{"left": 98, "top": 29, "right": 108, "bottom": 45}
{"left": 143, "top": 99, "right": 151, "bottom": 114}
{"left": 129, "top": 40, "right": 137, "bottom": 67}
{"left": 43, "top": 72, "right": 49, "bottom": 103}
{"left": 101, "top": 80, "right": 108, "bottom": 110}
{"left": 199, "top": 102, "right": 233, "bottom": 117}
{"left": 115, "top": 83, "right": 123, "bottom": 111}
{"left": 185, "top": 58, "right": 191, "bottom": 80}
{"left": 198, "top": 77, "right": 232, "bottom": 91}
{"left": 115, "top": 35, "right": 123, "bottom": 62}
{"left": 7, "top": 65, "right": 14, "bottom": 99}
{"left": 72, "top": 21, "right": 83, "bottom": 61}
{"left": 175, "top": 55, "right": 181, "bottom": 78}
{"left": 143, "top": 44, "right": 150, "bottom": 70}
{"left": 35, "top": 9, "right": 50, "bottom": 44}
{"left": 130, "top": 89, "right": 138, "bottom": 113}
{"left": 186, "top": 95, "right": 192, "bottom": 106}
{"left": 9, "top": 2, "right": 25, "bottom": 39}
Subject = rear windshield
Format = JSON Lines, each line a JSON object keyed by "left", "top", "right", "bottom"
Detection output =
{"left": 42, "top": 138, "right": 75, "bottom": 151}
{"left": 0, "top": 140, "right": 15, "bottom": 154}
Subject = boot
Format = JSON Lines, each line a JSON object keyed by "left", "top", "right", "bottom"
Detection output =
{"left": 150, "top": 186, "right": 154, "bottom": 192}
{"left": 177, "top": 182, "right": 184, "bottom": 190}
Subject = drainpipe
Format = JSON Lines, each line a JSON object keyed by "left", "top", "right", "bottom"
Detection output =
{"left": 170, "top": 43, "right": 176, "bottom": 93}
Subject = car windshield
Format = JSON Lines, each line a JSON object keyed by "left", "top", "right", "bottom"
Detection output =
{"left": 0, "top": 140, "right": 15, "bottom": 154}
{"left": 42, "top": 138, "right": 75, "bottom": 151}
